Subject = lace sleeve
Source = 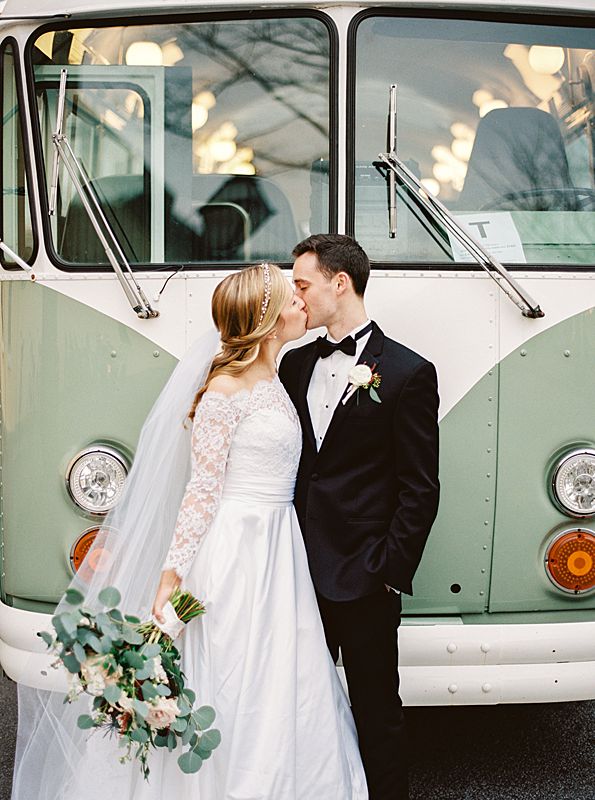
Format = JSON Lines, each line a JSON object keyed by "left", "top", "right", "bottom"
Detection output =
{"left": 163, "top": 392, "right": 243, "bottom": 579}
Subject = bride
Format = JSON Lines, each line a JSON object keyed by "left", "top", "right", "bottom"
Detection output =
{"left": 11, "top": 263, "right": 368, "bottom": 800}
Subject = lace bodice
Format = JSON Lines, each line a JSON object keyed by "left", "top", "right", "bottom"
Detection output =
{"left": 163, "top": 377, "right": 301, "bottom": 578}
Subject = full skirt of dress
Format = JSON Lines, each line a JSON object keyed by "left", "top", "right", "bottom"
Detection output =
{"left": 61, "top": 495, "right": 368, "bottom": 800}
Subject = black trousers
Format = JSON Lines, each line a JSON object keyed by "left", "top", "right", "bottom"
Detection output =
{"left": 316, "top": 589, "right": 408, "bottom": 800}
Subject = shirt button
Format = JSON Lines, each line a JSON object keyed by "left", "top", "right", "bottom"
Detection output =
{"left": 312, "top": 473, "right": 319, "bottom": 481}
{"left": 331, "top": 374, "right": 336, "bottom": 377}
{"left": 325, "top": 404, "right": 329, "bottom": 409}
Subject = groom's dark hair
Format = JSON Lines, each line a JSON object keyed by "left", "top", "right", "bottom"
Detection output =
{"left": 292, "top": 234, "right": 370, "bottom": 296}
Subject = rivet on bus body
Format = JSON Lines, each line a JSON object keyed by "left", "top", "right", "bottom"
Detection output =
{"left": 488, "top": 370, "right": 493, "bottom": 376}
{"left": 110, "top": 351, "right": 117, "bottom": 358}
{"left": 480, "top": 643, "right": 490, "bottom": 653}
{"left": 484, "top": 520, "right": 489, "bottom": 525}
{"left": 486, "top": 473, "right": 491, "bottom": 478}
{"left": 447, "top": 642, "right": 457, "bottom": 653}
{"left": 448, "top": 684, "right": 458, "bottom": 694}
{"left": 520, "top": 349, "right": 527, "bottom": 357}
{"left": 485, "top": 498, "right": 490, "bottom": 503}
{"left": 487, "top": 422, "right": 492, "bottom": 427}
{"left": 483, "top": 545, "right": 488, "bottom": 550}
{"left": 479, "top": 590, "right": 485, "bottom": 596}
{"left": 40, "top": 670, "right": 47, "bottom": 677}
{"left": 481, "top": 568, "right": 486, "bottom": 574}
{"left": 488, "top": 396, "right": 493, "bottom": 401}
{"left": 482, "top": 683, "right": 492, "bottom": 693}
{"left": 564, "top": 350, "right": 570, "bottom": 357}
{"left": 487, "top": 448, "right": 492, "bottom": 453}
{"left": 153, "top": 351, "right": 160, "bottom": 358}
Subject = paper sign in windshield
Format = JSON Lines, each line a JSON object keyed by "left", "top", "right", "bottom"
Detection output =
{"left": 449, "top": 212, "right": 527, "bottom": 264}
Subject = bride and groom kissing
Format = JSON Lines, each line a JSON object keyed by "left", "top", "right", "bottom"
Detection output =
{"left": 13, "top": 234, "right": 439, "bottom": 800}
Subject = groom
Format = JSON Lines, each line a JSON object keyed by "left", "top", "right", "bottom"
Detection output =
{"left": 279, "top": 234, "right": 440, "bottom": 800}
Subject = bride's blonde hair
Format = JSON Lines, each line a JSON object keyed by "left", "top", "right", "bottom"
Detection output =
{"left": 189, "top": 263, "right": 288, "bottom": 420}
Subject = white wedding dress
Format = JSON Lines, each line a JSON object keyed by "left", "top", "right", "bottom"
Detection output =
{"left": 62, "top": 376, "right": 368, "bottom": 800}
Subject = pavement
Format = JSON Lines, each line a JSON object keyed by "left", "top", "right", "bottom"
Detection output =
{"left": 1, "top": 673, "right": 594, "bottom": 799}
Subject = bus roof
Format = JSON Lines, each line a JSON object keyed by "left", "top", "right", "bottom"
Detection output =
{"left": 2, "top": 0, "right": 594, "bottom": 19}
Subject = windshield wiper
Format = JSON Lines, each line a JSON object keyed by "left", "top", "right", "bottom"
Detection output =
{"left": 49, "top": 68, "right": 158, "bottom": 319}
{"left": 375, "top": 85, "right": 544, "bottom": 320}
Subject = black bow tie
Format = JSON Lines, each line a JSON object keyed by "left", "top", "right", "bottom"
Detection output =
{"left": 315, "top": 322, "right": 373, "bottom": 359}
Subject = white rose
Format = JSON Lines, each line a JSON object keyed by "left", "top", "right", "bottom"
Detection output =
{"left": 348, "top": 364, "right": 372, "bottom": 387}
{"left": 145, "top": 697, "right": 180, "bottom": 731}
{"left": 150, "top": 656, "right": 169, "bottom": 684}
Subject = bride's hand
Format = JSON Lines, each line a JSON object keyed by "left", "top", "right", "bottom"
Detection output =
{"left": 152, "top": 569, "right": 181, "bottom": 623}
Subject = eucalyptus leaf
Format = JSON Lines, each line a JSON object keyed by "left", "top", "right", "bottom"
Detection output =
{"left": 103, "top": 684, "right": 122, "bottom": 705}
{"left": 78, "top": 630, "right": 102, "bottom": 653}
{"left": 178, "top": 751, "right": 202, "bottom": 774}
{"left": 141, "top": 681, "right": 158, "bottom": 700}
{"left": 64, "top": 588, "right": 85, "bottom": 606}
{"left": 167, "top": 731, "right": 177, "bottom": 752}
{"left": 141, "top": 643, "right": 161, "bottom": 659}
{"left": 135, "top": 664, "right": 153, "bottom": 681}
{"left": 124, "top": 614, "right": 141, "bottom": 624}
{"left": 99, "top": 635, "right": 113, "bottom": 655}
{"left": 155, "top": 684, "right": 171, "bottom": 697}
{"left": 133, "top": 699, "right": 148, "bottom": 720}
{"left": 195, "top": 706, "right": 216, "bottom": 730}
{"left": 73, "top": 642, "right": 87, "bottom": 663}
{"left": 124, "top": 651, "right": 145, "bottom": 670}
{"left": 77, "top": 714, "right": 95, "bottom": 730}
{"left": 193, "top": 745, "right": 213, "bottom": 761}
{"left": 199, "top": 728, "right": 221, "bottom": 751}
{"left": 181, "top": 725, "right": 195, "bottom": 746}
{"left": 369, "top": 386, "right": 381, "bottom": 403}
{"left": 184, "top": 688, "right": 196, "bottom": 705}
{"left": 37, "top": 630, "right": 54, "bottom": 647}
{"left": 122, "top": 628, "right": 144, "bottom": 646}
{"left": 98, "top": 586, "right": 121, "bottom": 608}
{"left": 154, "top": 733, "right": 169, "bottom": 748}
{"left": 62, "top": 653, "right": 81, "bottom": 674}
{"left": 130, "top": 728, "right": 149, "bottom": 744}
{"left": 170, "top": 717, "right": 187, "bottom": 733}
{"left": 108, "top": 608, "right": 123, "bottom": 622}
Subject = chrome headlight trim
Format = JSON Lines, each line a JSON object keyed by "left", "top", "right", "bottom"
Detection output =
{"left": 66, "top": 445, "right": 129, "bottom": 516}
{"left": 550, "top": 448, "right": 595, "bottom": 518}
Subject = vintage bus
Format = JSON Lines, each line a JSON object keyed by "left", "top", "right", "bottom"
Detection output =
{"left": 0, "top": 0, "right": 594, "bottom": 705}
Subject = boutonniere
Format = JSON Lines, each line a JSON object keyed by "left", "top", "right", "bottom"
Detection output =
{"left": 342, "top": 363, "right": 382, "bottom": 405}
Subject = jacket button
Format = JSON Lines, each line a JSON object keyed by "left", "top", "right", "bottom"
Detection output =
{"left": 311, "top": 473, "right": 319, "bottom": 481}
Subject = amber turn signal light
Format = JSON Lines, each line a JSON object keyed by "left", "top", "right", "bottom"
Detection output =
{"left": 545, "top": 529, "right": 595, "bottom": 594}
{"left": 70, "top": 526, "right": 114, "bottom": 583}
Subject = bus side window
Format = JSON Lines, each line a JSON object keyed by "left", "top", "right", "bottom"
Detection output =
{"left": 1, "top": 41, "right": 35, "bottom": 267}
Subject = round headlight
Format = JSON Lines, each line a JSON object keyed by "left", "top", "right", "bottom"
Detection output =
{"left": 551, "top": 449, "right": 595, "bottom": 517}
{"left": 545, "top": 528, "right": 595, "bottom": 594}
{"left": 66, "top": 446, "right": 129, "bottom": 515}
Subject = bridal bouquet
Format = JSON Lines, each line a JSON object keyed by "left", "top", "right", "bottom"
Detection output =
{"left": 38, "top": 585, "right": 220, "bottom": 780}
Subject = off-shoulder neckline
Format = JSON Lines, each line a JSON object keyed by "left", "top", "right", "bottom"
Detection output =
{"left": 202, "top": 375, "right": 281, "bottom": 402}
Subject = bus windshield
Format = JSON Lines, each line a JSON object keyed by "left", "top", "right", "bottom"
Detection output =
{"left": 29, "top": 17, "right": 332, "bottom": 268}
{"left": 353, "top": 15, "right": 595, "bottom": 267}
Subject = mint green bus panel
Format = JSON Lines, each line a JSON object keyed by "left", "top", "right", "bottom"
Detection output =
{"left": 0, "top": 281, "right": 176, "bottom": 611}
{"left": 491, "top": 307, "right": 595, "bottom": 613}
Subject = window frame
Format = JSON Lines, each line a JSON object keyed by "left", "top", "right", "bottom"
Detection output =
{"left": 346, "top": 7, "right": 595, "bottom": 272}
{"left": 25, "top": 10, "right": 339, "bottom": 273}
{"left": 0, "top": 36, "right": 39, "bottom": 270}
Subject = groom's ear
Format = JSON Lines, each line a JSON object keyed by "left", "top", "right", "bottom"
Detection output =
{"left": 334, "top": 271, "right": 352, "bottom": 296}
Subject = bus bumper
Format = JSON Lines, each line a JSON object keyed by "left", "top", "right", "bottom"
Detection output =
{"left": 2, "top": 601, "right": 595, "bottom": 704}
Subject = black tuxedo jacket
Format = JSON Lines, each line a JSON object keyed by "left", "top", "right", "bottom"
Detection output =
{"left": 279, "top": 322, "right": 440, "bottom": 601}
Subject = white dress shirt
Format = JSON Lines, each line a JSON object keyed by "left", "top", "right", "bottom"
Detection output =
{"left": 307, "top": 320, "right": 372, "bottom": 450}
{"left": 306, "top": 320, "right": 400, "bottom": 595}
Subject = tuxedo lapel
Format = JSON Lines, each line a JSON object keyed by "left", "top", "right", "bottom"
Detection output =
{"left": 316, "top": 322, "right": 385, "bottom": 459}
{"left": 296, "top": 344, "right": 318, "bottom": 452}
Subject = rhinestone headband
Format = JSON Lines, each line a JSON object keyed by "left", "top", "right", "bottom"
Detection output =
{"left": 257, "top": 263, "right": 272, "bottom": 327}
